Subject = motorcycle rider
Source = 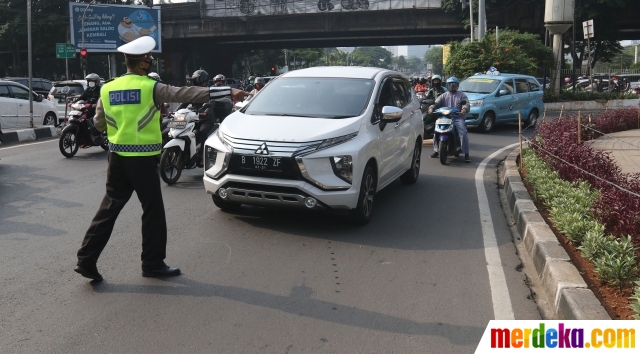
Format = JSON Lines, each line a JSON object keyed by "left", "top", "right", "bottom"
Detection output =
{"left": 413, "top": 77, "right": 427, "bottom": 93}
{"left": 76, "top": 73, "right": 102, "bottom": 137}
{"left": 178, "top": 70, "right": 218, "bottom": 154}
{"left": 248, "top": 77, "right": 265, "bottom": 98}
{"left": 425, "top": 74, "right": 446, "bottom": 100}
{"left": 213, "top": 73, "right": 250, "bottom": 102}
{"left": 428, "top": 76, "right": 471, "bottom": 162}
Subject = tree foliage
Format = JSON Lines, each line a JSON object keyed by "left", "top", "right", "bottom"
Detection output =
{"left": 445, "top": 29, "right": 552, "bottom": 79}
{"left": 423, "top": 46, "right": 443, "bottom": 74}
{"left": 562, "top": 0, "right": 634, "bottom": 69}
{"left": 350, "top": 47, "right": 393, "bottom": 68}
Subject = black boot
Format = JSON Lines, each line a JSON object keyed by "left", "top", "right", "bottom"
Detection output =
{"left": 430, "top": 152, "right": 439, "bottom": 158}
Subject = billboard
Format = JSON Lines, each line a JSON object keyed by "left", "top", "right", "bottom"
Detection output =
{"left": 203, "top": 0, "right": 441, "bottom": 17}
{"left": 69, "top": 2, "right": 161, "bottom": 53}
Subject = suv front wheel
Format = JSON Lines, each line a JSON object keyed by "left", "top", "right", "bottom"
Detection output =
{"left": 350, "top": 165, "right": 376, "bottom": 225}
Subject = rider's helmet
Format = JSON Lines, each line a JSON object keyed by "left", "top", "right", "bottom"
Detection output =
{"left": 419, "top": 77, "right": 426, "bottom": 84}
{"left": 446, "top": 76, "right": 460, "bottom": 92}
{"left": 248, "top": 76, "right": 256, "bottom": 84}
{"left": 254, "top": 77, "right": 265, "bottom": 90}
{"left": 431, "top": 74, "right": 442, "bottom": 86}
{"left": 190, "top": 70, "right": 209, "bottom": 87}
{"left": 564, "top": 77, "right": 571, "bottom": 83}
{"left": 148, "top": 72, "right": 161, "bottom": 81}
{"left": 85, "top": 73, "right": 100, "bottom": 88}
{"left": 213, "top": 74, "right": 226, "bottom": 86}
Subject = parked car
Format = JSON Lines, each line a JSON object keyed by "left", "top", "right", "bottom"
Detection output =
{"left": 48, "top": 79, "right": 104, "bottom": 121}
{"left": 0, "top": 80, "right": 58, "bottom": 128}
{"left": 461, "top": 73, "right": 544, "bottom": 132}
{"left": 48, "top": 80, "right": 86, "bottom": 120}
{"left": 2, "top": 77, "right": 53, "bottom": 96}
{"left": 202, "top": 66, "right": 424, "bottom": 224}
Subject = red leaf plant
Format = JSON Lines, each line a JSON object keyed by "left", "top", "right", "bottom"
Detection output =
{"left": 531, "top": 109, "right": 640, "bottom": 242}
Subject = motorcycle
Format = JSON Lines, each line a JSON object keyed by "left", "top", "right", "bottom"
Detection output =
{"left": 421, "top": 98, "right": 436, "bottom": 139}
{"left": 433, "top": 100, "right": 467, "bottom": 165}
{"left": 58, "top": 99, "right": 108, "bottom": 158}
{"left": 159, "top": 104, "right": 218, "bottom": 184}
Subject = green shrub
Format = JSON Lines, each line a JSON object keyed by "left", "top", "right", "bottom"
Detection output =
{"left": 577, "top": 225, "right": 607, "bottom": 260}
{"left": 594, "top": 250, "right": 637, "bottom": 289}
{"left": 543, "top": 90, "right": 639, "bottom": 103}
{"left": 630, "top": 282, "right": 640, "bottom": 320}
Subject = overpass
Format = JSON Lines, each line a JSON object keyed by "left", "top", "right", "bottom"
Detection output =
{"left": 157, "top": 0, "right": 639, "bottom": 81}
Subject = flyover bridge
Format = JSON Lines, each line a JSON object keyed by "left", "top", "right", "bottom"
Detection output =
{"left": 157, "top": 0, "right": 640, "bottom": 81}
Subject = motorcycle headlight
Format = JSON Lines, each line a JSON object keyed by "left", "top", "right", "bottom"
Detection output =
{"left": 205, "top": 146, "right": 218, "bottom": 171}
{"left": 469, "top": 100, "right": 484, "bottom": 106}
{"left": 173, "top": 112, "right": 187, "bottom": 121}
{"left": 330, "top": 155, "right": 353, "bottom": 184}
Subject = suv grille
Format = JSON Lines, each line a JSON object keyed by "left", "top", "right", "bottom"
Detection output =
{"left": 221, "top": 133, "right": 323, "bottom": 157}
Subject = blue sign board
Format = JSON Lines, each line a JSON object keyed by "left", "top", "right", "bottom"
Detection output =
{"left": 69, "top": 3, "right": 161, "bottom": 53}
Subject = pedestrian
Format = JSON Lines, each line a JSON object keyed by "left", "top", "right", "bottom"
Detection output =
{"left": 74, "top": 36, "right": 217, "bottom": 280}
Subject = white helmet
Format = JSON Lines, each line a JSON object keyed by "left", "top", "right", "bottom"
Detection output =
{"left": 148, "top": 72, "right": 161, "bottom": 81}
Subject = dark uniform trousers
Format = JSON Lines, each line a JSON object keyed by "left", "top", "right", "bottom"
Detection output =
{"left": 77, "top": 151, "right": 167, "bottom": 268}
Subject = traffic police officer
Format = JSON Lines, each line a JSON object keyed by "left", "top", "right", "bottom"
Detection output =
{"left": 74, "top": 37, "right": 216, "bottom": 280}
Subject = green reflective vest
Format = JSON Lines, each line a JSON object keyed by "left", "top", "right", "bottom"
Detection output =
{"left": 101, "top": 74, "right": 160, "bottom": 156}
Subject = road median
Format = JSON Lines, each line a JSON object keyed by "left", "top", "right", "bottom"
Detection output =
{"left": 1, "top": 126, "right": 58, "bottom": 145}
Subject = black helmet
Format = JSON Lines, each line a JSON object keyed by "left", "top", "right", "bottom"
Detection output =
{"left": 191, "top": 70, "right": 209, "bottom": 87}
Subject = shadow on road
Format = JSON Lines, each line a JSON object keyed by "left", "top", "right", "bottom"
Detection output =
{"left": 89, "top": 276, "right": 484, "bottom": 343}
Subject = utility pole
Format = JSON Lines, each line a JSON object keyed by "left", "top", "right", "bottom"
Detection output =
{"left": 478, "top": 0, "right": 486, "bottom": 39}
{"left": 81, "top": 0, "right": 96, "bottom": 77}
{"left": 27, "top": 0, "right": 34, "bottom": 128}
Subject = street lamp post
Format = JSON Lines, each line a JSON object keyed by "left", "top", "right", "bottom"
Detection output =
{"left": 81, "top": 0, "right": 97, "bottom": 77}
{"left": 27, "top": 0, "right": 34, "bottom": 127}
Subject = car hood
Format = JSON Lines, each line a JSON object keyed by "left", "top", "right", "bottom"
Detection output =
{"left": 463, "top": 92, "right": 490, "bottom": 101}
{"left": 219, "top": 112, "right": 362, "bottom": 142}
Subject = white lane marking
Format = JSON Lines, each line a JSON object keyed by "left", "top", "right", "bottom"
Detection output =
{"left": 0, "top": 139, "right": 57, "bottom": 150}
{"left": 475, "top": 142, "right": 518, "bottom": 320}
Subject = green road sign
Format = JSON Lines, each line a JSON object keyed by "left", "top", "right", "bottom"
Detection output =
{"left": 56, "top": 43, "right": 76, "bottom": 59}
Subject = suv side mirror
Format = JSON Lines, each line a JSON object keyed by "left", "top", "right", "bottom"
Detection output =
{"left": 34, "top": 94, "right": 43, "bottom": 102}
{"left": 497, "top": 89, "right": 508, "bottom": 97}
{"left": 381, "top": 106, "right": 403, "bottom": 122}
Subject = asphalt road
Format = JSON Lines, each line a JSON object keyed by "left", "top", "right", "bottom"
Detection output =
{"left": 0, "top": 121, "right": 541, "bottom": 353}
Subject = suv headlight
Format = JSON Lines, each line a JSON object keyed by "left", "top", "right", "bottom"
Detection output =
{"left": 317, "top": 132, "right": 358, "bottom": 151}
{"left": 469, "top": 99, "right": 484, "bottom": 106}
{"left": 205, "top": 146, "right": 218, "bottom": 171}
{"left": 330, "top": 155, "right": 353, "bottom": 184}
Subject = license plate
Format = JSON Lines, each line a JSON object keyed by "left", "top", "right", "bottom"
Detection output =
{"left": 239, "top": 155, "right": 283, "bottom": 172}
{"left": 436, "top": 118, "right": 452, "bottom": 125}
{"left": 167, "top": 121, "right": 186, "bottom": 128}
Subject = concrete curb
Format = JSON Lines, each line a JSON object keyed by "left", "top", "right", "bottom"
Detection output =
{"left": 500, "top": 149, "right": 610, "bottom": 320}
{"left": 0, "top": 126, "right": 58, "bottom": 145}
{"left": 544, "top": 99, "right": 639, "bottom": 111}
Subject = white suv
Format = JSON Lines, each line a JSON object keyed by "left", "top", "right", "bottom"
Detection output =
{"left": 202, "top": 67, "right": 424, "bottom": 224}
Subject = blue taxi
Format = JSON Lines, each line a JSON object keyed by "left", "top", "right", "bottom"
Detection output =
{"left": 460, "top": 73, "right": 544, "bottom": 132}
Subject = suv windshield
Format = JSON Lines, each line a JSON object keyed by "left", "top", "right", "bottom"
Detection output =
{"left": 244, "top": 77, "right": 375, "bottom": 119}
{"left": 50, "top": 84, "right": 85, "bottom": 98}
{"left": 460, "top": 78, "right": 501, "bottom": 94}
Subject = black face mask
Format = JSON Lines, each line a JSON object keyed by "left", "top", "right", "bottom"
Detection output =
{"left": 433, "top": 81, "right": 441, "bottom": 88}
{"left": 142, "top": 60, "right": 153, "bottom": 75}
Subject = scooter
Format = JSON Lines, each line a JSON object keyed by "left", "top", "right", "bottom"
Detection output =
{"left": 433, "top": 100, "right": 466, "bottom": 165}
{"left": 159, "top": 104, "right": 216, "bottom": 184}
{"left": 58, "top": 99, "right": 108, "bottom": 158}
{"left": 421, "top": 98, "right": 435, "bottom": 139}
